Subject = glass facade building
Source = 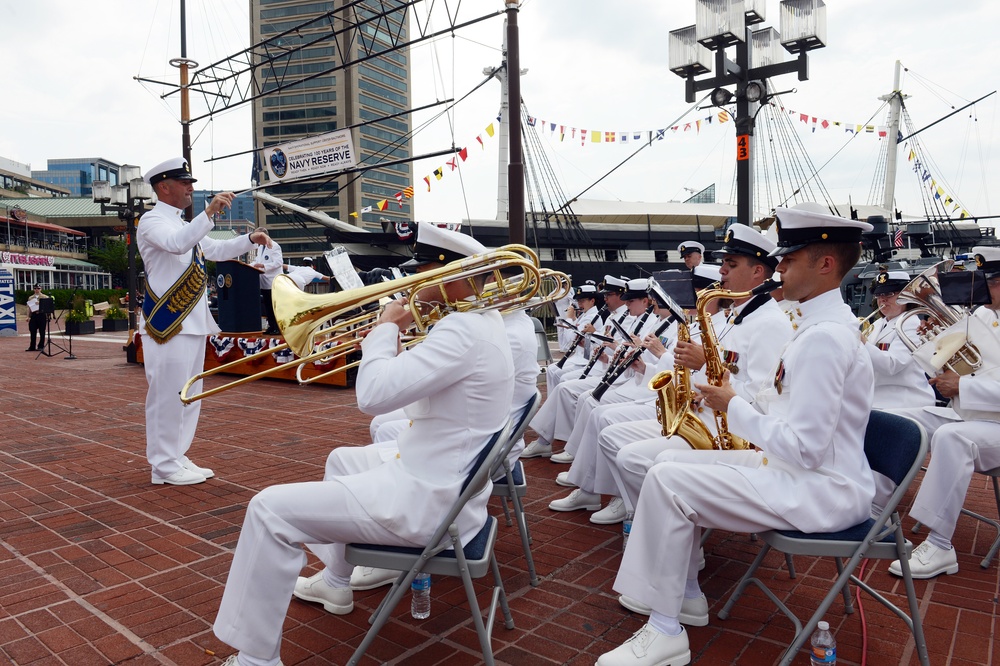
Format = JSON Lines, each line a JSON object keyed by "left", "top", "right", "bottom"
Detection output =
{"left": 193, "top": 190, "right": 256, "bottom": 226}
{"left": 32, "top": 158, "right": 120, "bottom": 198}
{"left": 251, "top": 0, "right": 414, "bottom": 257}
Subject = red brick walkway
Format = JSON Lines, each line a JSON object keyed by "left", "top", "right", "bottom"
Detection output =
{"left": 0, "top": 328, "right": 997, "bottom": 664}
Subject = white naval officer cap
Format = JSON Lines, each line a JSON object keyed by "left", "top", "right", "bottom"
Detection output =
{"left": 399, "top": 222, "right": 487, "bottom": 269}
{"left": 871, "top": 270, "right": 911, "bottom": 295}
{"left": 144, "top": 157, "right": 198, "bottom": 185}
{"left": 302, "top": 256, "right": 314, "bottom": 264}
{"left": 678, "top": 240, "right": 705, "bottom": 256}
{"left": 692, "top": 263, "right": 722, "bottom": 290}
{"left": 601, "top": 275, "right": 628, "bottom": 294}
{"left": 574, "top": 280, "right": 600, "bottom": 300}
{"left": 770, "top": 202, "right": 873, "bottom": 257}
{"left": 623, "top": 278, "right": 651, "bottom": 300}
{"left": 719, "top": 224, "right": 779, "bottom": 268}
{"left": 973, "top": 246, "right": 1000, "bottom": 278}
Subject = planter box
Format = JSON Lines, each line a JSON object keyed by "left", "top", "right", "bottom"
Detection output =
{"left": 66, "top": 320, "right": 96, "bottom": 336}
{"left": 102, "top": 319, "right": 129, "bottom": 332}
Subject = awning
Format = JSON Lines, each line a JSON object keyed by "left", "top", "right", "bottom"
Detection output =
{"left": 2, "top": 217, "right": 86, "bottom": 236}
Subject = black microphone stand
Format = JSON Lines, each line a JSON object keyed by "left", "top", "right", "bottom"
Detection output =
{"left": 36, "top": 296, "right": 73, "bottom": 359}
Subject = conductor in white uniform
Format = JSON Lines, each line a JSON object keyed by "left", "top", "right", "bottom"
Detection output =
{"left": 137, "top": 158, "right": 272, "bottom": 486}
{"left": 212, "top": 224, "right": 514, "bottom": 666}
{"left": 597, "top": 205, "right": 876, "bottom": 666}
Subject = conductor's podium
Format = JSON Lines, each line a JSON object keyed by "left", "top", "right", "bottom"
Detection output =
{"left": 135, "top": 332, "right": 350, "bottom": 388}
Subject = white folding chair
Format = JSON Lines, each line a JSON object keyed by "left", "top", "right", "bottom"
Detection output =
{"left": 343, "top": 420, "right": 515, "bottom": 666}
{"left": 718, "top": 411, "right": 930, "bottom": 666}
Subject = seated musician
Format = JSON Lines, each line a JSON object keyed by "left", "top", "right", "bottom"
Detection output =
{"left": 602, "top": 226, "right": 791, "bottom": 542}
{"left": 536, "top": 281, "right": 606, "bottom": 395}
{"left": 522, "top": 276, "right": 628, "bottom": 458}
{"left": 678, "top": 241, "right": 704, "bottom": 270}
{"left": 881, "top": 247, "right": 1000, "bottom": 579}
{"left": 864, "top": 270, "right": 935, "bottom": 408}
{"left": 212, "top": 224, "right": 515, "bottom": 666}
{"left": 283, "top": 257, "right": 331, "bottom": 290}
{"left": 596, "top": 205, "right": 875, "bottom": 666}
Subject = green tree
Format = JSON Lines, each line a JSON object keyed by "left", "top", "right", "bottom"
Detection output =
{"left": 89, "top": 237, "right": 140, "bottom": 288}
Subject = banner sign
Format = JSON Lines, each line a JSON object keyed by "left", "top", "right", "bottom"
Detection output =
{"left": 0, "top": 252, "right": 55, "bottom": 267}
{"left": 264, "top": 129, "right": 357, "bottom": 182}
{"left": 0, "top": 269, "right": 16, "bottom": 336}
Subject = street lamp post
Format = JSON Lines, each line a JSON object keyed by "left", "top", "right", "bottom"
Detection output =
{"left": 669, "top": 0, "right": 827, "bottom": 226}
{"left": 93, "top": 165, "right": 153, "bottom": 363}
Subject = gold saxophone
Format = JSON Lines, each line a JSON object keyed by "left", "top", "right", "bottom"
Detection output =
{"left": 693, "top": 284, "right": 757, "bottom": 450}
{"left": 648, "top": 317, "right": 717, "bottom": 450}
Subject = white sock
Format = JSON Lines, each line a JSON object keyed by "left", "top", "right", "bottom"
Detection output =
{"left": 648, "top": 611, "right": 683, "bottom": 637}
{"left": 322, "top": 568, "right": 351, "bottom": 589}
{"left": 236, "top": 653, "right": 281, "bottom": 666}
{"left": 684, "top": 577, "right": 702, "bottom": 599}
{"left": 926, "top": 532, "right": 953, "bottom": 551}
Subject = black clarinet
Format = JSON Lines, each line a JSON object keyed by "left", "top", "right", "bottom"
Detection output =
{"left": 590, "top": 305, "right": 655, "bottom": 385}
{"left": 592, "top": 315, "right": 676, "bottom": 401}
{"left": 553, "top": 306, "right": 608, "bottom": 370}
{"left": 577, "top": 310, "right": 630, "bottom": 379}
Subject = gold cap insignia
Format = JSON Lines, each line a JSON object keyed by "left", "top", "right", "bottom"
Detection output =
{"left": 877, "top": 273, "right": 887, "bottom": 284}
{"left": 976, "top": 254, "right": 986, "bottom": 268}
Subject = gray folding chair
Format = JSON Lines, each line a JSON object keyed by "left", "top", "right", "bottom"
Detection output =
{"left": 531, "top": 316, "right": 553, "bottom": 364}
{"left": 914, "top": 465, "right": 1000, "bottom": 569}
{"left": 491, "top": 390, "right": 543, "bottom": 586}
{"left": 343, "top": 419, "right": 515, "bottom": 666}
{"left": 718, "top": 411, "right": 930, "bottom": 666}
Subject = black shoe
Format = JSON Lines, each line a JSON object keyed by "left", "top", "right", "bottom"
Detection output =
{"left": 265, "top": 328, "right": 281, "bottom": 336}
{"left": 25, "top": 348, "right": 36, "bottom": 352}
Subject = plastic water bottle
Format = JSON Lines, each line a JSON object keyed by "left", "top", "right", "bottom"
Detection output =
{"left": 623, "top": 511, "right": 634, "bottom": 548}
{"left": 810, "top": 620, "right": 836, "bottom": 665}
{"left": 410, "top": 573, "right": 431, "bottom": 619}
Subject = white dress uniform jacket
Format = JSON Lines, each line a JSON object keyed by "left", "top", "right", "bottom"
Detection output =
{"left": 865, "top": 314, "right": 935, "bottom": 409}
{"left": 285, "top": 265, "right": 325, "bottom": 290}
{"left": 255, "top": 241, "right": 284, "bottom": 289}
{"left": 137, "top": 201, "right": 256, "bottom": 478}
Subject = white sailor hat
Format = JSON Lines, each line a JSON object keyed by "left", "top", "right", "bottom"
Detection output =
{"left": 678, "top": 241, "right": 705, "bottom": 256}
{"left": 692, "top": 263, "right": 721, "bottom": 289}
{"left": 871, "top": 270, "right": 910, "bottom": 295}
{"left": 399, "top": 222, "right": 487, "bottom": 269}
{"left": 623, "top": 278, "right": 651, "bottom": 300}
{"left": 719, "top": 224, "right": 779, "bottom": 268}
{"left": 600, "top": 275, "right": 628, "bottom": 294}
{"left": 302, "top": 256, "right": 314, "bottom": 264}
{"left": 573, "top": 280, "right": 600, "bottom": 300}
{"left": 770, "top": 203, "right": 873, "bottom": 257}
{"left": 973, "top": 247, "right": 1000, "bottom": 277}
{"left": 144, "top": 157, "right": 198, "bottom": 185}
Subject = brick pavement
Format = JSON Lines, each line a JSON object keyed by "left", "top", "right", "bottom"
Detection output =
{"left": 0, "top": 325, "right": 998, "bottom": 665}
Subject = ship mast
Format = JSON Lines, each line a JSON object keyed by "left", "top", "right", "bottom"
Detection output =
{"left": 879, "top": 60, "right": 908, "bottom": 213}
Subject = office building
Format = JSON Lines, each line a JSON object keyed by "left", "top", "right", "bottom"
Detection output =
{"left": 250, "top": 0, "right": 414, "bottom": 257}
{"left": 32, "top": 157, "right": 121, "bottom": 198}
{"left": 193, "top": 190, "right": 256, "bottom": 225}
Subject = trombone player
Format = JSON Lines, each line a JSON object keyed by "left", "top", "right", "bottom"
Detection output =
{"left": 213, "top": 224, "right": 515, "bottom": 666}
{"left": 882, "top": 246, "right": 1000, "bottom": 579}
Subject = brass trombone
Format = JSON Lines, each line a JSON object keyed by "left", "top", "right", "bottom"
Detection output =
{"left": 295, "top": 266, "right": 572, "bottom": 386}
{"left": 179, "top": 249, "right": 541, "bottom": 403}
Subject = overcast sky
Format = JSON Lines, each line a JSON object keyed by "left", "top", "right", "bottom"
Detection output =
{"left": 1, "top": 0, "right": 996, "bottom": 226}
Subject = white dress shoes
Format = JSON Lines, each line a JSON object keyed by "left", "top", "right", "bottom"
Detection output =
{"left": 888, "top": 540, "right": 959, "bottom": 579}
{"left": 555, "top": 471, "right": 577, "bottom": 487}
{"left": 548, "top": 489, "right": 602, "bottom": 512}
{"left": 293, "top": 572, "right": 354, "bottom": 614}
{"left": 151, "top": 467, "right": 206, "bottom": 486}
{"left": 617, "top": 594, "right": 709, "bottom": 627}
{"left": 221, "top": 656, "right": 283, "bottom": 666}
{"left": 596, "top": 624, "right": 691, "bottom": 666}
{"left": 350, "top": 566, "right": 400, "bottom": 590}
{"left": 591, "top": 496, "right": 627, "bottom": 524}
{"left": 550, "top": 450, "right": 574, "bottom": 464}
{"left": 180, "top": 457, "right": 215, "bottom": 479}
{"left": 521, "top": 440, "right": 552, "bottom": 458}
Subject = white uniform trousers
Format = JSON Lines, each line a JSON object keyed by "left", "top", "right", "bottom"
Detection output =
{"left": 213, "top": 445, "right": 402, "bottom": 661}
{"left": 562, "top": 386, "right": 633, "bottom": 457}
{"left": 142, "top": 333, "right": 207, "bottom": 478}
{"left": 566, "top": 402, "right": 654, "bottom": 496}
{"left": 369, "top": 408, "right": 406, "bottom": 441}
{"left": 613, "top": 449, "right": 797, "bottom": 618}
{"left": 604, "top": 422, "right": 681, "bottom": 510}
{"left": 887, "top": 408, "right": 1000, "bottom": 541}
{"left": 531, "top": 376, "right": 592, "bottom": 444}
{"left": 544, "top": 356, "right": 586, "bottom": 392}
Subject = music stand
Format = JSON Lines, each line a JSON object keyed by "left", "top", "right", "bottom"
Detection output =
{"left": 36, "top": 297, "right": 75, "bottom": 360}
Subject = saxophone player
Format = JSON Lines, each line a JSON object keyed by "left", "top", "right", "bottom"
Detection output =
{"left": 880, "top": 246, "right": 1000, "bottom": 579}
{"left": 598, "top": 205, "right": 875, "bottom": 666}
